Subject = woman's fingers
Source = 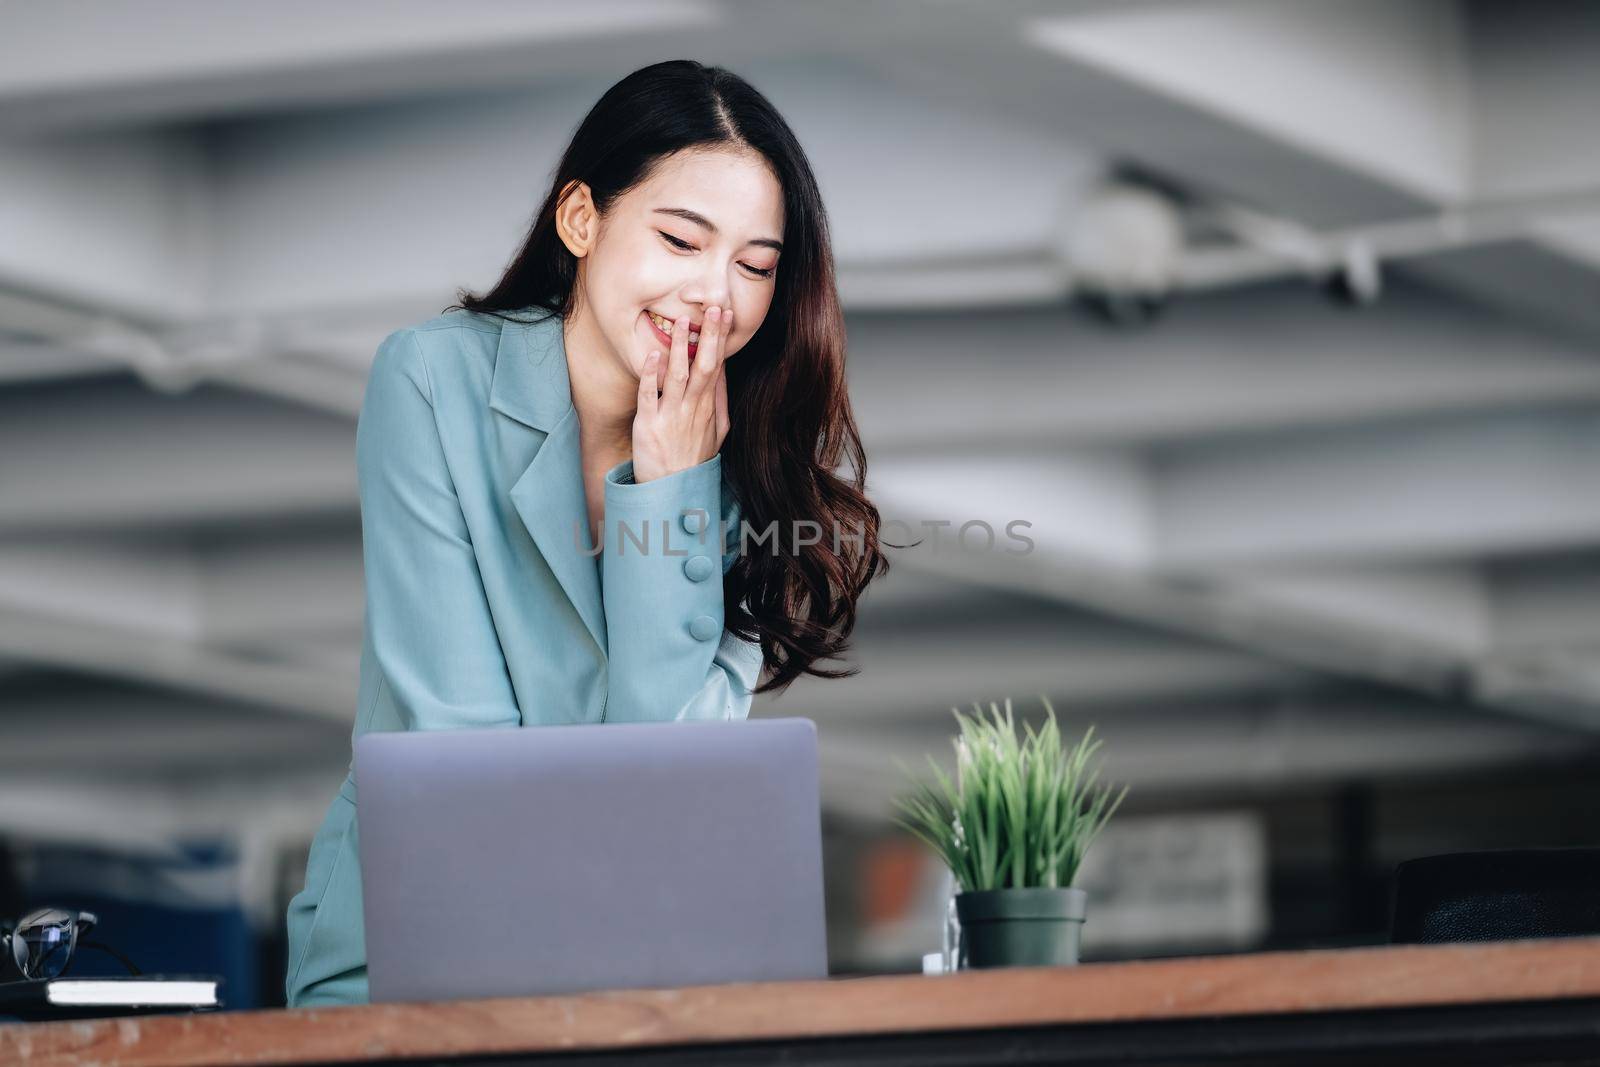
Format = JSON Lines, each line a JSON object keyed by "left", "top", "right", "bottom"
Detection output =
{"left": 708, "top": 307, "right": 731, "bottom": 441}
{"left": 635, "top": 306, "right": 732, "bottom": 482}
{"left": 638, "top": 350, "right": 661, "bottom": 415}
{"left": 687, "top": 306, "right": 724, "bottom": 406}
{"left": 714, "top": 362, "right": 729, "bottom": 444}
{"left": 665, "top": 312, "right": 692, "bottom": 403}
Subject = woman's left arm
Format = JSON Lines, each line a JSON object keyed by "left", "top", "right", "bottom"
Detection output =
{"left": 598, "top": 451, "right": 763, "bottom": 722}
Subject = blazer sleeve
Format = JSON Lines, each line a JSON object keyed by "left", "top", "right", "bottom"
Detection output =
{"left": 598, "top": 453, "right": 765, "bottom": 722}
{"left": 356, "top": 327, "right": 521, "bottom": 732}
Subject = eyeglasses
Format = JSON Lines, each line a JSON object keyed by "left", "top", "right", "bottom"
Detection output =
{"left": 1, "top": 908, "right": 142, "bottom": 980}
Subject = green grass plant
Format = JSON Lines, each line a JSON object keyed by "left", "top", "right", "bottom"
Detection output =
{"left": 893, "top": 695, "right": 1128, "bottom": 893}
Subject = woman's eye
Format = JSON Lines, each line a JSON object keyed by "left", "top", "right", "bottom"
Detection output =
{"left": 659, "top": 231, "right": 774, "bottom": 279}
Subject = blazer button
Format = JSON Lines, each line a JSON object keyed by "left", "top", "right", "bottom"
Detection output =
{"left": 684, "top": 555, "right": 715, "bottom": 582}
{"left": 681, "top": 508, "right": 709, "bottom": 536}
{"left": 688, "top": 615, "right": 719, "bottom": 642}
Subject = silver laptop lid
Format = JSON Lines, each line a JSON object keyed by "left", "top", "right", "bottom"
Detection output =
{"left": 354, "top": 717, "right": 826, "bottom": 1003}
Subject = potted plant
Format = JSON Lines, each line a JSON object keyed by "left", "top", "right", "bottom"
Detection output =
{"left": 894, "top": 695, "right": 1127, "bottom": 969}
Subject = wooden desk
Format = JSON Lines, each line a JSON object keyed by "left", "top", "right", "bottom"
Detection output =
{"left": 7, "top": 937, "right": 1600, "bottom": 1066}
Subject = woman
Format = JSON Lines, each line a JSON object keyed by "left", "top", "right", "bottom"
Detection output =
{"left": 284, "top": 59, "right": 888, "bottom": 1007}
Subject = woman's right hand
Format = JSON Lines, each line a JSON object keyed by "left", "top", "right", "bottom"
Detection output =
{"left": 632, "top": 306, "right": 731, "bottom": 484}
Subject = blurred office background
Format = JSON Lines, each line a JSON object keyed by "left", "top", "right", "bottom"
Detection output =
{"left": 4, "top": 0, "right": 1600, "bottom": 1008}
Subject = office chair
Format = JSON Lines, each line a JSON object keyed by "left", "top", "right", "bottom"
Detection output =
{"left": 1389, "top": 847, "right": 1600, "bottom": 944}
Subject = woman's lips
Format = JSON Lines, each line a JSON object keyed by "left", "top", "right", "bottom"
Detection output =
{"left": 645, "top": 311, "right": 699, "bottom": 357}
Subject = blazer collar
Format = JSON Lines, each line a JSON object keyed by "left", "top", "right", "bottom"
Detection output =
{"left": 489, "top": 310, "right": 609, "bottom": 664}
{"left": 489, "top": 309, "right": 572, "bottom": 433}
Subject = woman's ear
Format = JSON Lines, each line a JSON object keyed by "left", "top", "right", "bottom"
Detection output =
{"left": 555, "top": 180, "right": 599, "bottom": 258}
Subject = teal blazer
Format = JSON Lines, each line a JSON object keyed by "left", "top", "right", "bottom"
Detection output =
{"left": 284, "top": 308, "right": 762, "bottom": 1007}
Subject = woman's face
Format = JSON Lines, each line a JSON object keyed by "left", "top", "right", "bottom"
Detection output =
{"left": 575, "top": 146, "right": 785, "bottom": 381}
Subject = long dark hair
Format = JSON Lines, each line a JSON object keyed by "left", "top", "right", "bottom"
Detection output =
{"left": 447, "top": 59, "right": 889, "bottom": 695}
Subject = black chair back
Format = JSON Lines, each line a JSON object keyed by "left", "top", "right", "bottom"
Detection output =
{"left": 1390, "top": 848, "right": 1600, "bottom": 944}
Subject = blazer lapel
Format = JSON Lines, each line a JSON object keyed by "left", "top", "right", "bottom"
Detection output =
{"left": 488, "top": 311, "right": 608, "bottom": 664}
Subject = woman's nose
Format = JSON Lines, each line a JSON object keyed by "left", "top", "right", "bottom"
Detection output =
{"left": 685, "top": 278, "right": 731, "bottom": 313}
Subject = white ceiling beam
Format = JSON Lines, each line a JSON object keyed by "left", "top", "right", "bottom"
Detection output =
{"left": 1154, "top": 410, "right": 1600, "bottom": 569}
{"left": 878, "top": 517, "right": 1466, "bottom": 698}
{"left": 870, "top": 405, "right": 1600, "bottom": 598}
{"left": 0, "top": 0, "right": 722, "bottom": 133}
{"left": 856, "top": 6, "right": 1429, "bottom": 228}
{"left": 1225, "top": 563, "right": 1494, "bottom": 658}
{"left": 1, "top": 62, "right": 1100, "bottom": 323}
{"left": 0, "top": 528, "right": 361, "bottom": 659}
{"left": 195, "top": 532, "right": 363, "bottom": 644}
{"left": 876, "top": 529, "right": 1600, "bottom": 729}
{"left": 766, "top": 623, "right": 1313, "bottom": 728}
{"left": 1167, "top": 556, "right": 1600, "bottom": 724}
{"left": 1025, "top": 0, "right": 1473, "bottom": 203}
{"left": 0, "top": 605, "right": 352, "bottom": 721}
{"left": 0, "top": 129, "right": 208, "bottom": 320}
{"left": 0, "top": 537, "right": 202, "bottom": 640}
{"left": 1466, "top": 1, "right": 1600, "bottom": 200}
{"left": 1401, "top": 239, "right": 1600, "bottom": 342}
{"left": 0, "top": 380, "right": 354, "bottom": 531}
{"left": 0, "top": 337, "right": 122, "bottom": 384}
{"left": 848, "top": 281, "right": 1600, "bottom": 452}
{"left": 1489, "top": 555, "right": 1600, "bottom": 651}
{"left": 870, "top": 449, "right": 1152, "bottom": 566}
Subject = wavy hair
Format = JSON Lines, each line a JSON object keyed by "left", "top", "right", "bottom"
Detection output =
{"left": 447, "top": 59, "right": 889, "bottom": 695}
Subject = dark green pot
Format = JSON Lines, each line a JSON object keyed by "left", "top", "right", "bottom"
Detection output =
{"left": 954, "top": 887, "right": 1087, "bottom": 968}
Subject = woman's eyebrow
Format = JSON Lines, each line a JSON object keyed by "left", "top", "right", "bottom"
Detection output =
{"left": 653, "top": 207, "right": 783, "bottom": 252}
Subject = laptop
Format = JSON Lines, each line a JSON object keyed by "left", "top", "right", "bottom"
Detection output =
{"left": 353, "top": 717, "right": 827, "bottom": 1003}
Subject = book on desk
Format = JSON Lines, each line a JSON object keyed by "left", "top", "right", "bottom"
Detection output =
{"left": 0, "top": 975, "right": 220, "bottom": 1021}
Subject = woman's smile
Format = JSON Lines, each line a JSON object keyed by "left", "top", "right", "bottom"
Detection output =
{"left": 645, "top": 309, "right": 701, "bottom": 357}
